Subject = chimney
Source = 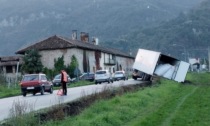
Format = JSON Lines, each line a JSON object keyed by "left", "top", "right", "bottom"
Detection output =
{"left": 92, "top": 37, "right": 99, "bottom": 45}
{"left": 80, "top": 32, "right": 89, "bottom": 42}
{"left": 72, "top": 30, "right": 77, "bottom": 40}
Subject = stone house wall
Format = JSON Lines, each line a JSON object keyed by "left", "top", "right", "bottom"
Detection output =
{"left": 39, "top": 48, "right": 134, "bottom": 75}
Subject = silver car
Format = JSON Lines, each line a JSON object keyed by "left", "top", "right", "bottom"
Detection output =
{"left": 113, "top": 71, "right": 127, "bottom": 81}
{"left": 52, "top": 74, "right": 71, "bottom": 87}
{"left": 95, "top": 70, "right": 113, "bottom": 84}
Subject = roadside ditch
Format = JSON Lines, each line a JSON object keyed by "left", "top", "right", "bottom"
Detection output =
{"left": 2, "top": 80, "right": 155, "bottom": 126}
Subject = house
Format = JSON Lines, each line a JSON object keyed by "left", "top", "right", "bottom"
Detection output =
{"left": 16, "top": 31, "right": 134, "bottom": 75}
{"left": 189, "top": 58, "right": 200, "bottom": 72}
{"left": 0, "top": 55, "right": 23, "bottom": 83}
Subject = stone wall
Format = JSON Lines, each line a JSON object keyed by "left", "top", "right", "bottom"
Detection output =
{"left": 39, "top": 48, "right": 134, "bottom": 74}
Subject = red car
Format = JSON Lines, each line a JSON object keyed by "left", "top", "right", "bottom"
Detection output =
{"left": 20, "top": 73, "right": 53, "bottom": 97}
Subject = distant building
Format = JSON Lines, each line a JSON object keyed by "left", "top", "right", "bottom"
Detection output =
{"left": 0, "top": 56, "right": 23, "bottom": 83}
{"left": 189, "top": 58, "right": 200, "bottom": 72}
{"left": 16, "top": 31, "right": 134, "bottom": 75}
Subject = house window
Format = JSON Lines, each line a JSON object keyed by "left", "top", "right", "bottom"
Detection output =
{"left": 6, "top": 66, "right": 13, "bottom": 73}
{"left": 112, "top": 54, "right": 116, "bottom": 60}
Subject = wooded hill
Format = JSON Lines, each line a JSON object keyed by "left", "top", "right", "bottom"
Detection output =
{"left": 106, "top": 0, "right": 210, "bottom": 60}
{"left": 0, "top": 0, "right": 203, "bottom": 56}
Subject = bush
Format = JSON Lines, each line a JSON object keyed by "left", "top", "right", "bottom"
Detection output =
{"left": 0, "top": 74, "right": 6, "bottom": 86}
{"left": 5, "top": 99, "right": 38, "bottom": 126}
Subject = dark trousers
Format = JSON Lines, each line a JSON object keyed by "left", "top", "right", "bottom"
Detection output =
{"left": 62, "top": 82, "right": 67, "bottom": 95}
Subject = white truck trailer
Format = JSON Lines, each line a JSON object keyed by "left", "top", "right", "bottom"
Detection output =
{"left": 132, "top": 48, "right": 190, "bottom": 82}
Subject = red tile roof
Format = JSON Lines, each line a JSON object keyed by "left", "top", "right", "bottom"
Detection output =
{"left": 16, "top": 35, "right": 134, "bottom": 58}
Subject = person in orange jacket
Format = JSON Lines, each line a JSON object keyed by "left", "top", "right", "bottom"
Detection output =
{"left": 61, "top": 70, "right": 68, "bottom": 95}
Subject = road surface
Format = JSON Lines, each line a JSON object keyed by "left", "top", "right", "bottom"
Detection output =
{"left": 0, "top": 79, "right": 144, "bottom": 122}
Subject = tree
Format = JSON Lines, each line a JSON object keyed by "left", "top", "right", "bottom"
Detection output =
{"left": 54, "top": 55, "right": 65, "bottom": 74}
{"left": 21, "top": 49, "right": 43, "bottom": 74}
{"left": 67, "top": 55, "right": 79, "bottom": 78}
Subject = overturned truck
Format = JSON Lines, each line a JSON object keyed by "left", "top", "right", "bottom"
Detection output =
{"left": 132, "top": 49, "right": 190, "bottom": 82}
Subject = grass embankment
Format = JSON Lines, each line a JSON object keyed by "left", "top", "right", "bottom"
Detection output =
{"left": 43, "top": 73, "right": 210, "bottom": 126}
{"left": 0, "top": 85, "right": 20, "bottom": 98}
{"left": 0, "top": 80, "right": 94, "bottom": 98}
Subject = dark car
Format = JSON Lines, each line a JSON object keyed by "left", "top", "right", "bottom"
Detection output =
{"left": 52, "top": 74, "right": 71, "bottom": 87}
{"left": 79, "top": 73, "right": 95, "bottom": 81}
{"left": 20, "top": 74, "right": 53, "bottom": 97}
{"left": 113, "top": 71, "right": 128, "bottom": 81}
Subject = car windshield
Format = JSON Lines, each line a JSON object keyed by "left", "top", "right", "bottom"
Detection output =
{"left": 22, "top": 75, "right": 39, "bottom": 81}
{"left": 96, "top": 71, "right": 106, "bottom": 74}
{"left": 115, "top": 72, "right": 123, "bottom": 74}
{"left": 80, "top": 73, "right": 87, "bottom": 77}
{"left": 89, "top": 74, "right": 94, "bottom": 76}
{"left": 54, "top": 74, "right": 61, "bottom": 79}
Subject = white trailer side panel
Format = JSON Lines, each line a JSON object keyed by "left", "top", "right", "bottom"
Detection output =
{"left": 133, "top": 49, "right": 161, "bottom": 75}
{"left": 174, "top": 61, "right": 190, "bottom": 82}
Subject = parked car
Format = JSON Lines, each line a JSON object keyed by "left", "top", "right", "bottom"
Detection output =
{"left": 95, "top": 70, "right": 113, "bottom": 84}
{"left": 52, "top": 74, "right": 71, "bottom": 87}
{"left": 20, "top": 73, "right": 53, "bottom": 97}
{"left": 113, "top": 71, "right": 128, "bottom": 81}
{"left": 79, "top": 73, "right": 95, "bottom": 81}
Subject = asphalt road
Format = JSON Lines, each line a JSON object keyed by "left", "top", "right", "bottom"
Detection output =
{"left": 0, "top": 79, "right": 144, "bottom": 122}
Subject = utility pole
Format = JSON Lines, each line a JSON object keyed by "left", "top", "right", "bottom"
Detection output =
{"left": 15, "top": 61, "right": 19, "bottom": 88}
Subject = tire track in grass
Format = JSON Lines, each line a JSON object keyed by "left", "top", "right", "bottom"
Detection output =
{"left": 161, "top": 86, "right": 198, "bottom": 126}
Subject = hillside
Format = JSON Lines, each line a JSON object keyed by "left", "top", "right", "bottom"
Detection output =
{"left": 107, "top": 0, "right": 210, "bottom": 60}
{"left": 0, "top": 0, "right": 204, "bottom": 56}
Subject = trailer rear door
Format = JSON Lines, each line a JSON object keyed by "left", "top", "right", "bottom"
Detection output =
{"left": 174, "top": 61, "right": 190, "bottom": 82}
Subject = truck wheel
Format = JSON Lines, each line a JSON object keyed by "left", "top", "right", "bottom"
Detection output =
{"left": 142, "top": 74, "right": 146, "bottom": 81}
{"left": 143, "top": 74, "right": 151, "bottom": 81}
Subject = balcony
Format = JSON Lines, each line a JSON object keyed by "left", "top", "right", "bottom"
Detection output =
{"left": 104, "top": 58, "right": 116, "bottom": 65}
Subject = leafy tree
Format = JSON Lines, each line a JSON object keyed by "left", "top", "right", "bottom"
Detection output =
{"left": 21, "top": 49, "right": 43, "bottom": 74}
{"left": 66, "top": 55, "right": 79, "bottom": 78}
{"left": 42, "top": 67, "right": 55, "bottom": 80}
{"left": 54, "top": 55, "right": 65, "bottom": 74}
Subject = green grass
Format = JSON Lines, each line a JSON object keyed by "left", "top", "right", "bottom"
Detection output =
{"left": 170, "top": 86, "right": 210, "bottom": 126}
{"left": 185, "top": 72, "right": 210, "bottom": 85}
{"left": 68, "top": 80, "right": 94, "bottom": 88}
{"left": 43, "top": 72, "right": 210, "bottom": 126}
{"left": 0, "top": 85, "right": 21, "bottom": 98}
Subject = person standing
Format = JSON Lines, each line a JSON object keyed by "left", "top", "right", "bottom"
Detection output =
{"left": 61, "top": 70, "right": 68, "bottom": 95}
